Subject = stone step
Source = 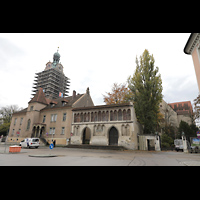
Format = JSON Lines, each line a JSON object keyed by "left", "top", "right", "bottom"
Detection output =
{"left": 64, "top": 144, "right": 127, "bottom": 151}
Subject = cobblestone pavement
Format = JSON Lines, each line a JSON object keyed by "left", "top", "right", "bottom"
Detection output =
{"left": 1, "top": 144, "right": 200, "bottom": 166}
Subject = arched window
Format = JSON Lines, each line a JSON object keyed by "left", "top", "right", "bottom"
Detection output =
{"left": 102, "top": 111, "right": 106, "bottom": 121}
{"left": 127, "top": 109, "right": 131, "bottom": 120}
{"left": 110, "top": 110, "right": 114, "bottom": 121}
{"left": 91, "top": 112, "right": 94, "bottom": 122}
{"left": 113, "top": 110, "right": 118, "bottom": 121}
{"left": 80, "top": 113, "right": 83, "bottom": 122}
{"left": 27, "top": 119, "right": 31, "bottom": 130}
{"left": 84, "top": 113, "right": 87, "bottom": 122}
{"left": 105, "top": 111, "right": 109, "bottom": 121}
{"left": 118, "top": 109, "right": 122, "bottom": 121}
{"left": 123, "top": 110, "right": 127, "bottom": 120}
{"left": 94, "top": 112, "right": 98, "bottom": 121}
{"left": 98, "top": 111, "right": 102, "bottom": 121}
{"left": 74, "top": 114, "right": 77, "bottom": 122}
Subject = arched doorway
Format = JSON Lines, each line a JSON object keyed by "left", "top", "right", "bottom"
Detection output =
{"left": 109, "top": 127, "right": 118, "bottom": 145}
{"left": 82, "top": 127, "right": 91, "bottom": 144}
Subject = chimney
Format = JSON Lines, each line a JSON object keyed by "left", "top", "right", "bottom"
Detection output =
{"left": 72, "top": 90, "right": 76, "bottom": 99}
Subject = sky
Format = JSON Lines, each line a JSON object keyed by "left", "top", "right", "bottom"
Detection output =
{"left": 0, "top": 33, "right": 199, "bottom": 110}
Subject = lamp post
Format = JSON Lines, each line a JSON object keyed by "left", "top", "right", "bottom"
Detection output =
{"left": 155, "top": 131, "right": 161, "bottom": 151}
{"left": 182, "top": 131, "right": 188, "bottom": 153}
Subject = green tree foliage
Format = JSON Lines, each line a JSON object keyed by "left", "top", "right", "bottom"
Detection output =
{"left": 161, "top": 133, "right": 174, "bottom": 148}
{"left": 128, "top": 49, "right": 163, "bottom": 134}
{"left": 178, "top": 120, "right": 199, "bottom": 140}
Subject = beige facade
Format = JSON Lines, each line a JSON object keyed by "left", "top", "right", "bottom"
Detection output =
{"left": 184, "top": 33, "right": 200, "bottom": 91}
{"left": 7, "top": 88, "right": 94, "bottom": 145}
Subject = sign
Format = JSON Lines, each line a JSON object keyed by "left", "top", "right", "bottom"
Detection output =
{"left": 197, "top": 131, "right": 200, "bottom": 138}
{"left": 49, "top": 143, "right": 54, "bottom": 149}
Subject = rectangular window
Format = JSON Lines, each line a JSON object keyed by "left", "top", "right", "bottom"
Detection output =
{"left": 61, "top": 127, "right": 65, "bottom": 135}
{"left": 51, "top": 114, "right": 57, "bottom": 122}
{"left": 11, "top": 129, "right": 15, "bottom": 136}
{"left": 20, "top": 118, "right": 23, "bottom": 125}
{"left": 30, "top": 106, "right": 34, "bottom": 111}
{"left": 14, "top": 118, "right": 17, "bottom": 125}
{"left": 43, "top": 115, "right": 46, "bottom": 123}
{"left": 63, "top": 113, "right": 66, "bottom": 121}
{"left": 49, "top": 127, "right": 55, "bottom": 135}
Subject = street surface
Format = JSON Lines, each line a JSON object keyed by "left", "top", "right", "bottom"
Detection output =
{"left": 1, "top": 144, "right": 200, "bottom": 166}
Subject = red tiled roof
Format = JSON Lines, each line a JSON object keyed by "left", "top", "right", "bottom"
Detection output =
{"left": 28, "top": 88, "right": 49, "bottom": 105}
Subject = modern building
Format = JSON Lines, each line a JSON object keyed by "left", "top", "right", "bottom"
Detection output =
{"left": 32, "top": 49, "right": 70, "bottom": 99}
{"left": 184, "top": 33, "right": 200, "bottom": 91}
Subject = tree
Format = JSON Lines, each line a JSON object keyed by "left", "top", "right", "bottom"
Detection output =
{"left": 103, "top": 82, "right": 133, "bottom": 105}
{"left": 127, "top": 49, "right": 163, "bottom": 134}
{"left": 0, "top": 105, "right": 23, "bottom": 136}
{"left": 178, "top": 120, "right": 198, "bottom": 140}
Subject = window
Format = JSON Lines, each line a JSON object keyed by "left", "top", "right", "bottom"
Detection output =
{"left": 118, "top": 109, "right": 122, "bottom": 121}
{"left": 49, "top": 127, "right": 55, "bottom": 135}
{"left": 27, "top": 119, "right": 31, "bottom": 130}
{"left": 20, "top": 118, "right": 23, "bottom": 125}
{"left": 63, "top": 113, "right": 66, "bottom": 121}
{"left": 14, "top": 118, "right": 17, "bottom": 125}
{"left": 61, "top": 127, "right": 65, "bottom": 135}
{"left": 51, "top": 114, "right": 57, "bottom": 122}
{"left": 11, "top": 129, "right": 15, "bottom": 136}
{"left": 110, "top": 111, "right": 114, "bottom": 121}
{"left": 127, "top": 109, "right": 131, "bottom": 120}
{"left": 30, "top": 106, "right": 34, "bottom": 111}
{"left": 43, "top": 115, "right": 46, "bottom": 123}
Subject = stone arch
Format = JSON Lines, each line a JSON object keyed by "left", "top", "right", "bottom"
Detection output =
{"left": 108, "top": 126, "right": 119, "bottom": 146}
{"left": 82, "top": 127, "right": 91, "bottom": 144}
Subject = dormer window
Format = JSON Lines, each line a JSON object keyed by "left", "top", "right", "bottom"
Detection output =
{"left": 61, "top": 99, "right": 68, "bottom": 106}
{"left": 50, "top": 103, "right": 55, "bottom": 108}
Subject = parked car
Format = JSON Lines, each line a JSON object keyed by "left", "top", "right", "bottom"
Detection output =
{"left": 174, "top": 139, "right": 190, "bottom": 152}
{"left": 190, "top": 146, "right": 199, "bottom": 153}
{"left": 20, "top": 138, "right": 40, "bottom": 148}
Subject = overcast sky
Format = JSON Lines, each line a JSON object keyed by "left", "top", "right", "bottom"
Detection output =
{"left": 0, "top": 33, "right": 198, "bottom": 109}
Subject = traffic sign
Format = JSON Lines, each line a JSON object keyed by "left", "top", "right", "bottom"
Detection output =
{"left": 49, "top": 143, "right": 54, "bottom": 149}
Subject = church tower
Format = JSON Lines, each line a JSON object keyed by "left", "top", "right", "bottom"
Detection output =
{"left": 32, "top": 48, "right": 70, "bottom": 99}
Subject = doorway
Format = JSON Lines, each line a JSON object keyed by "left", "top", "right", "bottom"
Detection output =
{"left": 82, "top": 127, "right": 91, "bottom": 144}
{"left": 147, "top": 139, "right": 155, "bottom": 151}
{"left": 109, "top": 127, "right": 118, "bottom": 145}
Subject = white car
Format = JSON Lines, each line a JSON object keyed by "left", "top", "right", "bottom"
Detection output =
{"left": 20, "top": 138, "right": 40, "bottom": 148}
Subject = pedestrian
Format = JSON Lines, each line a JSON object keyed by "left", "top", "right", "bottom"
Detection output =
{"left": 53, "top": 140, "right": 56, "bottom": 147}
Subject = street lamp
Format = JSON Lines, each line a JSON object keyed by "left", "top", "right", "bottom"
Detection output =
{"left": 155, "top": 131, "right": 158, "bottom": 140}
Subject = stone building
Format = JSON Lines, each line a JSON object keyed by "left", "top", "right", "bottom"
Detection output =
{"left": 71, "top": 102, "right": 142, "bottom": 150}
{"left": 7, "top": 88, "right": 94, "bottom": 145}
